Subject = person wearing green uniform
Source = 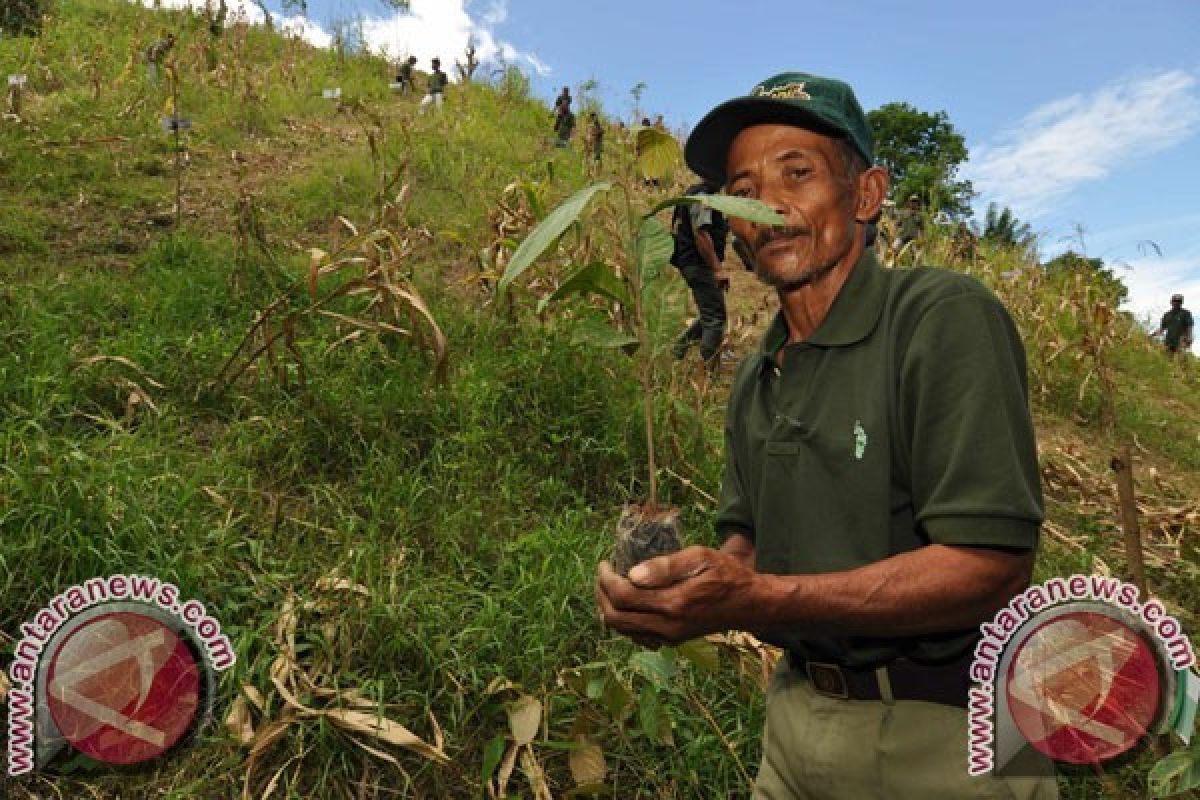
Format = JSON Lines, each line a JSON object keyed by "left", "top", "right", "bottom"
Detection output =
{"left": 1153, "top": 293, "right": 1193, "bottom": 356}
{"left": 395, "top": 55, "right": 417, "bottom": 94}
{"left": 421, "top": 57, "right": 447, "bottom": 112}
{"left": 595, "top": 72, "right": 1057, "bottom": 799}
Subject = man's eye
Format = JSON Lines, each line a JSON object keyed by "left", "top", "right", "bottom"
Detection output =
{"left": 788, "top": 167, "right": 812, "bottom": 179}
{"left": 730, "top": 186, "right": 754, "bottom": 198}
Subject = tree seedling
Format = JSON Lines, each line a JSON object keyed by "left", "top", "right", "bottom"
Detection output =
{"left": 499, "top": 128, "right": 782, "bottom": 573}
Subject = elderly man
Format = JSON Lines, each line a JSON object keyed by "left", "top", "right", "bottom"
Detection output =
{"left": 596, "top": 72, "right": 1057, "bottom": 799}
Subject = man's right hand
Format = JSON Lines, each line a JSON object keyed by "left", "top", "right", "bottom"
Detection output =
{"left": 714, "top": 264, "right": 730, "bottom": 291}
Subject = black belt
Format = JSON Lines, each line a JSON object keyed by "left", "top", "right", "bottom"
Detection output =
{"left": 786, "top": 650, "right": 972, "bottom": 709}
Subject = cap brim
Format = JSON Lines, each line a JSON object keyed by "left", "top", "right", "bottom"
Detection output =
{"left": 684, "top": 97, "right": 848, "bottom": 185}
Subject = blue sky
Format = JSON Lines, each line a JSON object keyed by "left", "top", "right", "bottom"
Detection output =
{"left": 158, "top": 0, "right": 1200, "bottom": 340}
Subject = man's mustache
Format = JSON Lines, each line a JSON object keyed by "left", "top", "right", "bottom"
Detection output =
{"left": 754, "top": 226, "right": 808, "bottom": 249}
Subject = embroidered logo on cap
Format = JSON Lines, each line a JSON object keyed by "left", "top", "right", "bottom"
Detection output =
{"left": 853, "top": 421, "right": 867, "bottom": 460}
{"left": 752, "top": 81, "right": 811, "bottom": 101}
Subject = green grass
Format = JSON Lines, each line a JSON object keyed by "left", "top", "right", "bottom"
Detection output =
{"left": 0, "top": 2, "right": 1196, "bottom": 798}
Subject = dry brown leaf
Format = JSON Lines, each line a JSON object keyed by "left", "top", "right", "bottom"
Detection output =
{"left": 0, "top": 672, "right": 9, "bottom": 703}
{"left": 486, "top": 676, "right": 518, "bottom": 696}
{"left": 243, "top": 684, "right": 266, "bottom": 713}
{"left": 507, "top": 694, "right": 542, "bottom": 746}
{"left": 568, "top": 738, "right": 606, "bottom": 786}
{"left": 225, "top": 691, "right": 256, "bottom": 746}
{"left": 323, "top": 708, "right": 449, "bottom": 763}
{"left": 314, "top": 576, "right": 371, "bottom": 596}
{"left": 520, "top": 746, "right": 554, "bottom": 800}
{"left": 493, "top": 743, "right": 519, "bottom": 799}
{"left": 248, "top": 715, "right": 294, "bottom": 760}
{"left": 75, "top": 354, "right": 165, "bottom": 388}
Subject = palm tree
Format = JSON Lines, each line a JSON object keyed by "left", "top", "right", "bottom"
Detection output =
{"left": 978, "top": 203, "right": 1035, "bottom": 252}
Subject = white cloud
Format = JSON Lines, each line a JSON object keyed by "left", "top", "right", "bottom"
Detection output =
{"left": 967, "top": 70, "right": 1200, "bottom": 218}
{"left": 358, "top": 0, "right": 548, "bottom": 78}
{"left": 143, "top": 0, "right": 547, "bottom": 77}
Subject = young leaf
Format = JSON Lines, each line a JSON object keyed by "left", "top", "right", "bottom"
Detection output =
{"left": 677, "top": 638, "right": 720, "bottom": 673}
{"left": 499, "top": 183, "right": 612, "bottom": 293}
{"left": 635, "top": 127, "right": 681, "bottom": 181}
{"left": 1150, "top": 746, "right": 1200, "bottom": 797}
{"left": 629, "top": 648, "right": 678, "bottom": 690}
{"left": 637, "top": 685, "right": 674, "bottom": 746}
{"left": 636, "top": 217, "right": 674, "bottom": 285}
{"left": 537, "top": 261, "right": 630, "bottom": 314}
{"left": 481, "top": 732, "right": 508, "bottom": 786}
{"left": 648, "top": 194, "right": 785, "bottom": 227}
{"left": 570, "top": 317, "right": 640, "bottom": 353}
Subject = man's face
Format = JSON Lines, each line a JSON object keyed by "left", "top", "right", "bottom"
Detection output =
{"left": 724, "top": 124, "right": 862, "bottom": 290}
{"left": 1171, "top": 296, "right": 1183, "bottom": 308}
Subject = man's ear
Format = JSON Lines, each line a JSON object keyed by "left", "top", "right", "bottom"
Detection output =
{"left": 856, "top": 166, "right": 889, "bottom": 223}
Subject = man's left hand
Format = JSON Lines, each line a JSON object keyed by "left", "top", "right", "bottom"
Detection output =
{"left": 595, "top": 546, "right": 761, "bottom": 645}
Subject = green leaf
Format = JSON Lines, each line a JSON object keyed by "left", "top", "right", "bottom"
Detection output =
{"left": 635, "top": 126, "right": 681, "bottom": 180}
{"left": 481, "top": 732, "right": 508, "bottom": 786}
{"left": 629, "top": 648, "right": 677, "bottom": 690}
{"left": 537, "top": 261, "right": 630, "bottom": 314}
{"left": 1150, "top": 746, "right": 1200, "bottom": 797}
{"left": 499, "top": 183, "right": 612, "bottom": 293}
{"left": 677, "top": 638, "right": 719, "bottom": 673}
{"left": 636, "top": 217, "right": 674, "bottom": 285}
{"left": 599, "top": 674, "right": 633, "bottom": 722}
{"left": 637, "top": 685, "right": 674, "bottom": 746}
{"left": 647, "top": 194, "right": 785, "bottom": 226}
{"left": 569, "top": 317, "right": 640, "bottom": 353}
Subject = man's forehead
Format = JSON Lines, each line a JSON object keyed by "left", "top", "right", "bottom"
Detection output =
{"left": 726, "top": 124, "right": 839, "bottom": 170}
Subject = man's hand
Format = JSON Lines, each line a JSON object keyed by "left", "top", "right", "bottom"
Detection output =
{"left": 713, "top": 264, "right": 730, "bottom": 291}
{"left": 595, "top": 546, "right": 760, "bottom": 646}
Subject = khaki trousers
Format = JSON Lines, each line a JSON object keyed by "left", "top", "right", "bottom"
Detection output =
{"left": 754, "top": 661, "right": 1059, "bottom": 800}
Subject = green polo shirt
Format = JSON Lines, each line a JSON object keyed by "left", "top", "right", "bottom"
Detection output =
{"left": 1161, "top": 307, "right": 1193, "bottom": 349}
{"left": 716, "top": 250, "right": 1042, "bottom": 668}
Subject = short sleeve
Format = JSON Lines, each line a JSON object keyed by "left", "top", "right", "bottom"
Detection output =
{"left": 715, "top": 412, "right": 755, "bottom": 543}
{"left": 900, "top": 290, "right": 1042, "bottom": 549}
{"left": 689, "top": 203, "right": 714, "bottom": 231}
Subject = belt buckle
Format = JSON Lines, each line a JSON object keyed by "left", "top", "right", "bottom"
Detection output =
{"left": 805, "top": 661, "right": 849, "bottom": 699}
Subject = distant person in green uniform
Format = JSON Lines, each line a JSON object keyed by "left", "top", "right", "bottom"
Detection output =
{"left": 670, "top": 180, "right": 730, "bottom": 371}
{"left": 596, "top": 72, "right": 1057, "bottom": 800}
{"left": 894, "top": 193, "right": 924, "bottom": 249}
{"left": 145, "top": 32, "right": 175, "bottom": 82}
{"left": 1153, "top": 293, "right": 1194, "bottom": 356}
{"left": 395, "top": 55, "right": 417, "bottom": 94}
{"left": 586, "top": 112, "right": 604, "bottom": 164}
{"left": 554, "top": 104, "right": 575, "bottom": 148}
{"left": 420, "top": 57, "right": 447, "bottom": 111}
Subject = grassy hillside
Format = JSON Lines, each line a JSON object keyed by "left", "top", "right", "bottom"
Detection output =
{"left": 1, "top": 2, "right": 1197, "bottom": 798}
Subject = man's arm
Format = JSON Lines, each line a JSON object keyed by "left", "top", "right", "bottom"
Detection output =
{"left": 694, "top": 228, "right": 729, "bottom": 289}
{"left": 596, "top": 541, "right": 1031, "bottom": 644}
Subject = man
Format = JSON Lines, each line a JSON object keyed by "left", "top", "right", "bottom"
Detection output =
{"left": 420, "top": 57, "right": 447, "bottom": 112}
{"left": 670, "top": 180, "right": 730, "bottom": 370}
{"left": 596, "top": 72, "right": 1056, "bottom": 799}
{"left": 554, "top": 102, "right": 576, "bottom": 148}
{"left": 586, "top": 112, "right": 604, "bottom": 164}
{"left": 145, "top": 32, "right": 175, "bottom": 83}
{"left": 1152, "top": 293, "right": 1194, "bottom": 356}
{"left": 554, "top": 86, "right": 572, "bottom": 116}
{"left": 894, "top": 193, "right": 924, "bottom": 251}
{"left": 395, "top": 55, "right": 417, "bottom": 94}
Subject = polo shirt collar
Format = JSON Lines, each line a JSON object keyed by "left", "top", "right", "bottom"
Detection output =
{"left": 757, "top": 249, "right": 888, "bottom": 371}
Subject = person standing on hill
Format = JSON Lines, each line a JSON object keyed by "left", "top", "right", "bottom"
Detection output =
{"left": 145, "top": 32, "right": 175, "bottom": 82}
{"left": 894, "top": 193, "right": 924, "bottom": 250}
{"left": 554, "top": 102, "right": 576, "bottom": 148}
{"left": 669, "top": 180, "right": 730, "bottom": 371}
{"left": 1153, "top": 293, "right": 1194, "bottom": 356}
{"left": 395, "top": 55, "right": 418, "bottom": 94}
{"left": 554, "top": 86, "right": 572, "bottom": 116}
{"left": 597, "top": 71, "right": 1057, "bottom": 799}
{"left": 586, "top": 112, "right": 604, "bottom": 164}
{"left": 421, "top": 57, "right": 448, "bottom": 111}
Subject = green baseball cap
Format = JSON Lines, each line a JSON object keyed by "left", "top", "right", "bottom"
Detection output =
{"left": 685, "top": 72, "right": 874, "bottom": 184}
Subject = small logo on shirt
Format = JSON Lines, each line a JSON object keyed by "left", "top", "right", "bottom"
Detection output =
{"left": 853, "top": 421, "right": 867, "bottom": 460}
